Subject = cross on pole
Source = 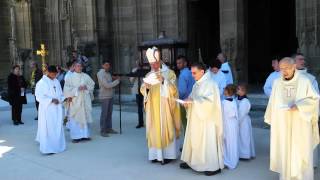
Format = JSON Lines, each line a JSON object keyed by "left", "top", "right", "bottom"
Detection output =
{"left": 36, "top": 44, "right": 48, "bottom": 73}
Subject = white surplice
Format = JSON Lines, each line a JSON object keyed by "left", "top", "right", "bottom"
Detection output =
{"left": 64, "top": 72, "right": 95, "bottom": 140}
{"left": 210, "top": 70, "right": 227, "bottom": 97}
{"left": 181, "top": 72, "right": 224, "bottom": 172}
{"left": 263, "top": 71, "right": 281, "bottom": 97}
{"left": 35, "top": 75, "right": 66, "bottom": 154}
{"left": 149, "top": 135, "right": 178, "bottom": 161}
{"left": 68, "top": 118, "right": 90, "bottom": 139}
{"left": 265, "top": 71, "right": 320, "bottom": 180}
{"left": 222, "top": 98, "right": 239, "bottom": 169}
{"left": 298, "top": 69, "right": 320, "bottom": 167}
{"left": 64, "top": 70, "right": 73, "bottom": 130}
{"left": 221, "top": 62, "right": 233, "bottom": 84}
{"left": 237, "top": 97, "right": 255, "bottom": 159}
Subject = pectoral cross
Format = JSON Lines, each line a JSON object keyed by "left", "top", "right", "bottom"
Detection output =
{"left": 284, "top": 86, "right": 295, "bottom": 97}
{"left": 36, "top": 44, "right": 48, "bottom": 73}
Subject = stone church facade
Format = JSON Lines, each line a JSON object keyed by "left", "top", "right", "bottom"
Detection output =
{"left": 0, "top": 0, "right": 319, "bottom": 88}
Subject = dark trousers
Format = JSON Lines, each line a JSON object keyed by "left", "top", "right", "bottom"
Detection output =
{"left": 35, "top": 96, "right": 39, "bottom": 111}
{"left": 136, "top": 94, "right": 144, "bottom": 125}
{"left": 180, "top": 105, "right": 187, "bottom": 135}
{"left": 100, "top": 98, "right": 113, "bottom": 133}
{"left": 12, "top": 103, "right": 22, "bottom": 123}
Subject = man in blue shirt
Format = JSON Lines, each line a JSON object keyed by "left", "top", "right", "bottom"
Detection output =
{"left": 176, "top": 55, "right": 195, "bottom": 134}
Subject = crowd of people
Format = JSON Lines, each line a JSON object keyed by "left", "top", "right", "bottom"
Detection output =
{"left": 4, "top": 47, "right": 320, "bottom": 180}
{"left": 140, "top": 47, "right": 319, "bottom": 180}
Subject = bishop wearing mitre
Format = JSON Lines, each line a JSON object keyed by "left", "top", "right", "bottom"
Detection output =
{"left": 140, "top": 47, "right": 181, "bottom": 165}
{"left": 265, "top": 57, "right": 320, "bottom": 180}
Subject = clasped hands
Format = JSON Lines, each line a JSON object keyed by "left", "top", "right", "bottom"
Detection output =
{"left": 51, "top": 98, "right": 59, "bottom": 105}
{"left": 112, "top": 76, "right": 120, "bottom": 81}
{"left": 289, "top": 104, "right": 298, "bottom": 111}
{"left": 182, "top": 98, "right": 193, "bottom": 108}
{"left": 78, "top": 85, "right": 88, "bottom": 91}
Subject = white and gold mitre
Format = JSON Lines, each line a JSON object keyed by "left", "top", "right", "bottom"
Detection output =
{"left": 146, "top": 46, "right": 160, "bottom": 63}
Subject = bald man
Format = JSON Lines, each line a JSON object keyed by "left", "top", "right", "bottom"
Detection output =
{"left": 265, "top": 57, "right": 320, "bottom": 180}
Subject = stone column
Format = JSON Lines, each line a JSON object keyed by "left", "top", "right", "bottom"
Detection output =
{"left": 296, "top": 0, "right": 320, "bottom": 78}
{"left": 219, "top": 0, "right": 248, "bottom": 83}
{"left": 9, "top": 1, "right": 18, "bottom": 66}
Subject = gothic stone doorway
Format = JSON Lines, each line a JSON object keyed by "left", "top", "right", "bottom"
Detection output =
{"left": 187, "top": 0, "right": 220, "bottom": 65}
{"left": 247, "top": 0, "right": 297, "bottom": 85}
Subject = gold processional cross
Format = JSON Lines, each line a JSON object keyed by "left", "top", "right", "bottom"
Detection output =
{"left": 36, "top": 44, "right": 48, "bottom": 74}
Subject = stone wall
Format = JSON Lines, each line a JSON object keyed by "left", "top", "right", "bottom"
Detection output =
{"left": 219, "top": 0, "right": 248, "bottom": 83}
{"left": 0, "top": 1, "right": 12, "bottom": 85}
{"left": 0, "top": 0, "right": 320, "bottom": 89}
{"left": 296, "top": 0, "right": 320, "bottom": 79}
{"left": 109, "top": 0, "right": 186, "bottom": 93}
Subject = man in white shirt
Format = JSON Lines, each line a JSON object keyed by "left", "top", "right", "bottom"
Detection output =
{"left": 217, "top": 53, "right": 233, "bottom": 84}
{"left": 263, "top": 58, "right": 280, "bottom": 97}
{"left": 210, "top": 60, "right": 227, "bottom": 97}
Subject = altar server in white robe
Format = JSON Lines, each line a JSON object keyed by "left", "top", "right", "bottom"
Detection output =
{"left": 265, "top": 57, "right": 320, "bottom": 180}
{"left": 180, "top": 62, "right": 224, "bottom": 176}
{"left": 222, "top": 84, "right": 239, "bottom": 169}
{"left": 210, "top": 59, "right": 227, "bottom": 98}
{"left": 293, "top": 53, "right": 320, "bottom": 167}
{"left": 35, "top": 65, "right": 66, "bottom": 154}
{"left": 217, "top": 53, "right": 233, "bottom": 84}
{"left": 263, "top": 58, "right": 281, "bottom": 97}
{"left": 237, "top": 84, "right": 255, "bottom": 159}
{"left": 64, "top": 61, "right": 95, "bottom": 143}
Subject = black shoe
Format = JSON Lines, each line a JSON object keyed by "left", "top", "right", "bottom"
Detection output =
{"left": 81, "top": 138, "right": 91, "bottom": 141}
{"left": 204, "top": 169, "right": 221, "bottom": 176}
{"left": 180, "top": 163, "right": 191, "bottom": 169}
{"left": 161, "top": 159, "right": 173, "bottom": 165}
{"left": 34, "top": 117, "right": 38, "bottom": 120}
{"left": 19, "top": 121, "right": 24, "bottom": 125}
{"left": 151, "top": 160, "right": 159, "bottom": 163}
{"left": 106, "top": 129, "right": 118, "bottom": 134}
{"left": 72, "top": 139, "right": 81, "bottom": 143}
{"left": 239, "top": 158, "right": 250, "bottom": 161}
{"left": 136, "top": 124, "right": 144, "bottom": 129}
{"left": 13, "top": 122, "right": 19, "bottom": 126}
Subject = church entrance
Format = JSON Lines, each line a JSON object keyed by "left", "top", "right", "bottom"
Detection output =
{"left": 187, "top": 0, "right": 220, "bottom": 65}
{"left": 247, "top": 0, "right": 297, "bottom": 84}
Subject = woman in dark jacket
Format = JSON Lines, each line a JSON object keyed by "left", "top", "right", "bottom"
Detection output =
{"left": 7, "top": 65, "right": 27, "bottom": 125}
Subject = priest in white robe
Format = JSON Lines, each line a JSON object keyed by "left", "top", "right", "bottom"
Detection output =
{"left": 293, "top": 53, "right": 320, "bottom": 167}
{"left": 180, "top": 62, "right": 224, "bottom": 176}
{"left": 265, "top": 57, "right": 320, "bottom": 180}
{"left": 263, "top": 58, "right": 280, "bottom": 97}
{"left": 210, "top": 59, "right": 227, "bottom": 98}
{"left": 64, "top": 61, "right": 95, "bottom": 143}
{"left": 217, "top": 53, "right": 233, "bottom": 84}
{"left": 35, "top": 65, "right": 66, "bottom": 154}
{"left": 140, "top": 47, "right": 181, "bottom": 165}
